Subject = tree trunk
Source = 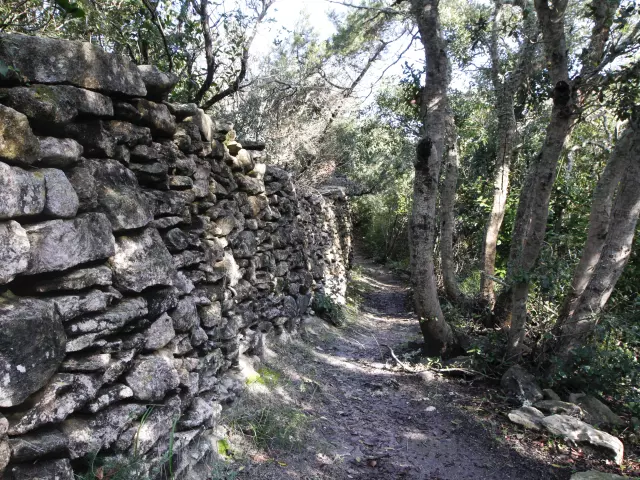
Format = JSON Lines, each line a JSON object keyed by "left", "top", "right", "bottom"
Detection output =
{"left": 480, "top": 0, "right": 537, "bottom": 307}
{"left": 409, "top": 0, "right": 457, "bottom": 356}
{"left": 558, "top": 126, "right": 640, "bottom": 352}
{"left": 502, "top": 0, "right": 619, "bottom": 358}
{"left": 481, "top": 94, "right": 516, "bottom": 306}
{"left": 502, "top": 0, "right": 572, "bottom": 358}
{"left": 557, "top": 124, "right": 635, "bottom": 321}
{"left": 440, "top": 123, "right": 462, "bottom": 302}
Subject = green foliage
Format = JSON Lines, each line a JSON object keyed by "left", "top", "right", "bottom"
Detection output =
{"left": 312, "top": 293, "right": 346, "bottom": 327}
{"left": 549, "top": 316, "right": 640, "bottom": 416}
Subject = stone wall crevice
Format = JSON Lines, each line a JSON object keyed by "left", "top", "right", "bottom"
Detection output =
{"left": 0, "top": 32, "right": 351, "bottom": 479}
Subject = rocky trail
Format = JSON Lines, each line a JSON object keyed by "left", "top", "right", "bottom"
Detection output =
{"left": 220, "top": 255, "right": 571, "bottom": 480}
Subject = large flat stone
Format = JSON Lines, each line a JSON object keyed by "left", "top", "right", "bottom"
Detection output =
{"left": 0, "top": 221, "right": 29, "bottom": 284}
{"left": 0, "top": 298, "right": 65, "bottom": 407}
{"left": 31, "top": 265, "right": 113, "bottom": 293}
{"left": 8, "top": 429, "right": 69, "bottom": 462}
{"left": 24, "top": 213, "right": 115, "bottom": 275}
{"left": 0, "top": 33, "right": 147, "bottom": 96}
{"left": 62, "top": 403, "right": 146, "bottom": 459}
{"left": 8, "top": 458, "right": 74, "bottom": 480}
{"left": 541, "top": 414, "right": 624, "bottom": 464}
{"left": 0, "top": 85, "right": 113, "bottom": 126}
{"left": 0, "top": 162, "right": 45, "bottom": 219}
{"left": 109, "top": 227, "right": 177, "bottom": 292}
{"left": 37, "top": 136, "right": 83, "bottom": 168}
{"left": 115, "top": 99, "right": 177, "bottom": 136}
{"left": 84, "top": 159, "right": 153, "bottom": 231}
{"left": 0, "top": 104, "right": 39, "bottom": 167}
{"left": 8, "top": 373, "right": 103, "bottom": 435}
{"left": 66, "top": 297, "right": 147, "bottom": 335}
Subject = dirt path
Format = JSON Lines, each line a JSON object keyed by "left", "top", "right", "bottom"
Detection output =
{"left": 222, "top": 254, "right": 561, "bottom": 480}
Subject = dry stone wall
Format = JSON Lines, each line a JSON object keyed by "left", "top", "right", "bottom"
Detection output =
{"left": 0, "top": 33, "right": 351, "bottom": 479}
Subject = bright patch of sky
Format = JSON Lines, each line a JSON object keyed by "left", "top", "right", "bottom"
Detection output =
{"left": 251, "top": 0, "right": 473, "bottom": 105}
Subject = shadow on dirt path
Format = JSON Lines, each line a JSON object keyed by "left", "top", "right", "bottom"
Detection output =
{"left": 224, "top": 253, "right": 565, "bottom": 480}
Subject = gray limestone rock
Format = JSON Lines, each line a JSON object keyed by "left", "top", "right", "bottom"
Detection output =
{"left": 178, "top": 397, "right": 217, "bottom": 429}
{"left": 41, "top": 168, "right": 79, "bottom": 218}
{"left": 186, "top": 109, "right": 215, "bottom": 142}
{"left": 109, "top": 228, "right": 177, "bottom": 292}
{"left": 37, "top": 136, "right": 83, "bottom": 168}
{"left": 125, "top": 354, "right": 180, "bottom": 401}
{"left": 0, "top": 85, "right": 113, "bottom": 126}
{"left": 0, "top": 104, "right": 40, "bottom": 167}
{"left": 500, "top": 364, "right": 543, "bottom": 404}
{"left": 51, "top": 289, "right": 115, "bottom": 322}
{"left": 66, "top": 297, "right": 147, "bottom": 335}
{"left": 145, "top": 313, "right": 176, "bottom": 351}
{"left": 24, "top": 213, "right": 115, "bottom": 275}
{"left": 144, "top": 286, "right": 180, "bottom": 318}
{"left": 569, "top": 394, "right": 624, "bottom": 428}
{"left": 0, "top": 297, "right": 65, "bottom": 407}
{"left": 0, "top": 162, "right": 46, "bottom": 219}
{"left": 127, "top": 395, "right": 181, "bottom": 455}
{"left": 8, "top": 429, "right": 69, "bottom": 462}
{"left": 0, "top": 221, "right": 29, "bottom": 284}
{"left": 170, "top": 296, "right": 200, "bottom": 332}
{"left": 0, "top": 33, "right": 146, "bottom": 96}
{"left": 570, "top": 472, "right": 625, "bottom": 480}
{"left": 84, "top": 159, "right": 153, "bottom": 231}
{"left": 0, "top": 440, "right": 7, "bottom": 475}
{"left": 534, "top": 400, "right": 583, "bottom": 417}
{"left": 84, "top": 384, "right": 134, "bottom": 413}
{"left": 231, "top": 230, "right": 257, "bottom": 258}
{"left": 543, "top": 388, "right": 562, "bottom": 401}
{"left": 137, "top": 65, "right": 179, "bottom": 100}
{"left": 8, "top": 373, "right": 102, "bottom": 435}
{"left": 62, "top": 403, "right": 146, "bottom": 459}
{"left": 116, "top": 99, "right": 177, "bottom": 137}
{"left": 8, "top": 458, "right": 74, "bottom": 480}
{"left": 31, "top": 265, "right": 113, "bottom": 293}
{"left": 199, "top": 302, "right": 222, "bottom": 328}
{"left": 164, "top": 228, "right": 189, "bottom": 251}
{"left": 63, "top": 120, "right": 118, "bottom": 157}
{"left": 105, "top": 120, "right": 152, "bottom": 147}
{"left": 61, "top": 352, "right": 111, "bottom": 373}
{"left": 165, "top": 102, "right": 199, "bottom": 120}
{"left": 541, "top": 414, "right": 624, "bottom": 464}
{"left": 68, "top": 164, "right": 98, "bottom": 212}
{"left": 507, "top": 406, "right": 545, "bottom": 430}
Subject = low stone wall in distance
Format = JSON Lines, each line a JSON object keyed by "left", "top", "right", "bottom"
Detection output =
{"left": 0, "top": 33, "right": 351, "bottom": 479}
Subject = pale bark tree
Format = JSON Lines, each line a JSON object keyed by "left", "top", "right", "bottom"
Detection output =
{"left": 558, "top": 123, "right": 636, "bottom": 321}
{"left": 439, "top": 118, "right": 462, "bottom": 302}
{"left": 558, "top": 123, "right": 640, "bottom": 350}
{"left": 556, "top": 121, "right": 640, "bottom": 353}
{"left": 501, "top": 0, "right": 618, "bottom": 358}
{"left": 409, "top": 0, "right": 457, "bottom": 356}
{"left": 480, "top": 0, "right": 538, "bottom": 307}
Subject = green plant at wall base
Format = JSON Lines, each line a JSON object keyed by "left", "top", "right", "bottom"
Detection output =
{"left": 312, "top": 293, "right": 346, "bottom": 326}
{"left": 229, "top": 406, "right": 311, "bottom": 452}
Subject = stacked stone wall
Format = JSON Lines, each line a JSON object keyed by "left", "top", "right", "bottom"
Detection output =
{"left": 0, "top": 33, "right": 351, "bottom": 479}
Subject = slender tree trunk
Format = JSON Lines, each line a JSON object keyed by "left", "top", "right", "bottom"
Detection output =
{"left": 558, "top": 126, "right": 640, "bottom": 351}
{"left": 481, "top": 94, "right": 516, "bottom": 306}
{"left": 409, "top": 0, "right": 457, "bottom": 356}
{"left": 440, "top": 122, "right": 462, "bottom": 302}
{"left": 502, "top": 0, "right": 573, "bottom": 358}
{"left": 557, "top": 124, "right": 635, "bottom": 321}
{"left": 501, "top": 0, "right": 617, "bottom": 358}
{"left": 480, "top": 0, "right": 537, "bottom": 307}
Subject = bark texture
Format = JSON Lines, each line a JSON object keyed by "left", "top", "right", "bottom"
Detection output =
{"left": 480, "top": 0, "right": 537, "bottom": 306}
{"left": 409, "top": 0, "right": 456, "bottom": 356}
{"left": 558, "top": 124, "right": 635, "bottom": 321}
{"left": 557, "top": 122, "right": 640, "bottom": 351}
{"left": 440, "top": 121, "right": 462, "bottom": 302}
{"left": 501, "top": 0, "right": 618, "bottom": 358}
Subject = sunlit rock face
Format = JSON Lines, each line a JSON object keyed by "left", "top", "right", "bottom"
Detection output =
{"left": 0, "top": 33, "right": 352, "bottom": 478}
